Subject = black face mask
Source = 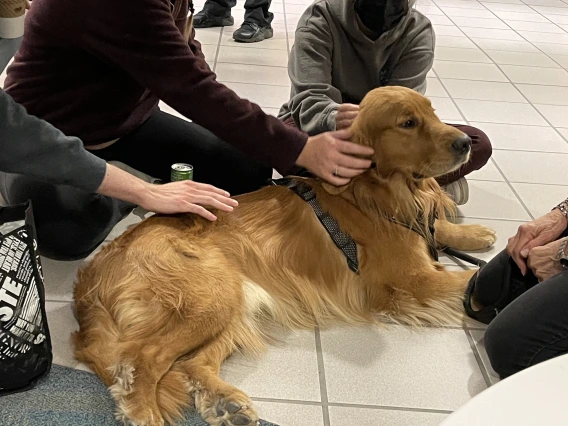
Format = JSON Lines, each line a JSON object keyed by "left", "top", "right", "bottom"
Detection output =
{"left": 354, "top": 0, "right": 409, "bottom": 37}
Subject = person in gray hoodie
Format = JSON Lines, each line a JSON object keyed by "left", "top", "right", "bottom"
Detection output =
{"left": 279, "top": 0, "right": 493, "bottom": 205}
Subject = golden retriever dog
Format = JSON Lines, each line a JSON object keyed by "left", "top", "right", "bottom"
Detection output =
{"left": 73, "top": 86, "right": 496, "bottom": 426}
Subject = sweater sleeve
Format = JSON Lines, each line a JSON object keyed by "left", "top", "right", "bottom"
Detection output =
{"left": 386, "top": 20, "right": 435, "bottom": 95}
{"left": 0, "top": 89, "right": 107, "bottom": 192}
{"left": 80, "top": 0, "right": 307, "bottom": 175}
{"left": 280, "top": 26, "right": 342, "bottom": 136}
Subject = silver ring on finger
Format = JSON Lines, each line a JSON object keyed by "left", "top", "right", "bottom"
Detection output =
{"left": 333, "top": 167, "right": 340, "bottom": 177}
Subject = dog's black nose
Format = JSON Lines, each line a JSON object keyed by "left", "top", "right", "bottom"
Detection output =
{"left": 451, "top": 135, "right": 472, "bottom": 155}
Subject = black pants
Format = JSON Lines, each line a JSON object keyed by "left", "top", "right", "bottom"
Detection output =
{"left": 0, "top": 111, "right": 272, "bottom": 260}
{"left": 202, "top": 0, "right": 273, "bottom": 27}
{"left": 485, "top": 268, "right": 568, "bottom": 379}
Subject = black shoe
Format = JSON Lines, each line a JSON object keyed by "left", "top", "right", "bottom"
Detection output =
{"left": 193, "top": 10, "right": 234, "bottom": 28}
{"left": 233, "top": 22, "right": 274, "bottom": 43}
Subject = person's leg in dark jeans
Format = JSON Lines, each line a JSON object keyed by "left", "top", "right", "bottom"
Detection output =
{"left": 96, "top": 110, "right": 273, "bottom": 197}
{"left": 484, "top": 269, "right": 568, "bottom": 379}
{"left": 194, "top": 0, "right": 274, "bottom": 42}
{"left": 233, "top": 0, "right": 274, "bottom": 42}
{"left": 0, "top": 172, "right": 134, "bottom": 260}
{"left": 194, "top": 0, "right": 236, "bottom": 28}
{"left": 0, "top": 111, "right": 271, "bottom": 260}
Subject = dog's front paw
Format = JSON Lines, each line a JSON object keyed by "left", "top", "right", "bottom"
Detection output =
{"left": 451, "top": 224, "right": 496, "bottom": 251}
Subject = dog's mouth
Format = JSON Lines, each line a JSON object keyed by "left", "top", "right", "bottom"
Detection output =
{"left": 415, "top": 149, "right": 471, "bottom": 180}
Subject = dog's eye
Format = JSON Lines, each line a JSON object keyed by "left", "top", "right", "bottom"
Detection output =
{"left": 401, "top": 120, "right": 416, "bottom": 129}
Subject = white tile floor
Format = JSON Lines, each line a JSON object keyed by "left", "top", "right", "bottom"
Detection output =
{"left": 4, "top": 0, "right": 568, "bottom": 424}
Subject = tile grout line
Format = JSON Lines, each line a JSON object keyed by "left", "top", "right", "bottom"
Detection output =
{"left": 431, "top": 69, "right": 471, "bottom": 124}
{"left": 463, "top": 0, "right": 568, "bottom": 149}
{"left": 314, "top": 328, "right": 331, "bottom": 426}
{"left": 490, "top": 157, "right": 536, "bottom": 220}
{"left": 327, "top": 402, "right": 453, "bottom": 415}
{"left": 437, "top": 0, "right": 568, "bottom": 74}
{"left": 464, "top": 326, "right": 493, "bottom": 388}
{"left": 282, "top": 0, "right": 291, "bottom": 55}
{"left": 251, "top": 396, "right": 454, "bottom": 415}
{"left": 433, "top": 2, "right": 568, "bottom": 217}
{"left": 523, "top": 2, "right": 568, "bottom": 35}
{"left": 212, "top": 27, "right": 224, "bottom": 73}
{"left": 462, "top": 40, "right": 566, "bottom": 217}
{"left": 435, "top": 57, "right": 561, "bottom": 69}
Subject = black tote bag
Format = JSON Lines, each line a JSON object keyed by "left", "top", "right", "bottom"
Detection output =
{"left": 0, "top": 201, "right": 52, "bottom": 396}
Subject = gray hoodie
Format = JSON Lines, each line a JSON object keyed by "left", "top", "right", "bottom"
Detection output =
{"left": 278, "top": 0, "right": 434, "bottom": 135}
{"left": 0, "top": 38, "right": 106, "bottom": 193}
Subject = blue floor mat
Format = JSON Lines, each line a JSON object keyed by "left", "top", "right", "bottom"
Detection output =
{"left": 0, "top": 365, "right": 278, "bottom": 426}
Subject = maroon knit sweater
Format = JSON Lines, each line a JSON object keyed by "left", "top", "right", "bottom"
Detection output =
{"left": 5, "top": 0, "right": 307, "bottom": 174}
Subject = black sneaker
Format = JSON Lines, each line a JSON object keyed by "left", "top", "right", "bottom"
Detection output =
{"left": 233, "top": 22, "right": 274, "bottom": 43}
{"left": 193, "top": 10, "right": 234, "bottom": 28}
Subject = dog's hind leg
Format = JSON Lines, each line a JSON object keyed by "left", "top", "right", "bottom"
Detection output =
{"left": 110, "top": 336, "right": 199, "bottom": 426}
{"left": 179, "top": 328, "right": 261, "bottom": 426}
{"left": 111, "top": 312, "right": 235, "bottom": 426}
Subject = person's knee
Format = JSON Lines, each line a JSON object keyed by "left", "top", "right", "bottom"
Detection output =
{"left": 468, "top": 126, "right": 493, "bottom": 171}
{"left": 2, "top": 174, "right": 129, "bottom": 260}
{"left": 485, "top": 317, "right": 521, "bottom": 378}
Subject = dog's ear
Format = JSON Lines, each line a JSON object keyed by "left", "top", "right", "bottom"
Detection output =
{"left": 321, "top": 182, "right": 350, "bottom": 195}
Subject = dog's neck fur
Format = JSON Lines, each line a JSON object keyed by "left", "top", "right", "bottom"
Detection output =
{"left": 331, "top": 131, "right": 453, "bottom": 233}
{"left": 330, "top": 166, "right": 452, "bottom": 239}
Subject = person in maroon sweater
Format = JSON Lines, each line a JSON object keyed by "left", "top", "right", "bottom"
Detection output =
{"left": 2, "top": 0, "right": 372, "bottom": 260}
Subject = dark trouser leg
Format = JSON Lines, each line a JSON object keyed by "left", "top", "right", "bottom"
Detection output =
{"left": 243, "top": 0, "right": 273, "bottom": 26}
{"left": 436, "top": 124, "right": 493, "bottom": 186}
{"left": 485, "top": 269, "right": 568, "bottom": 379}
{"left": 96, "top": 110, "right": 272, "bottom": 196}
{"left": 0, "top": 172, "right": 134, "bottom": 260}
{"left": 201, "top": 0, "right": 236, "bottom": 18}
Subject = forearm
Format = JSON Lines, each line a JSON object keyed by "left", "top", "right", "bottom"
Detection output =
{"left": 82, "top": 0, "right": 306, "bottom": 175}
{"left": 0, "top": 90, "right": 107, "bottom": 191}
{"left": 285, "top": 97, "right": 339, "bottom": 135}
{"left": 285, "top": 29, "right": 342, "bottom": 135}
{"left": 95, "top": 164, "right": 149, "bottom": 205}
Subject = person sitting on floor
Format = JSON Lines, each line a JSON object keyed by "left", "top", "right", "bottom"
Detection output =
{"left": 485, "top": 200, "right": 568, "bottom": 378}
{"left": 2, "top": 0, "right": 373, "bottom": 261}
{"left": 278, "top": 0, "right": 493, "bottom": 205}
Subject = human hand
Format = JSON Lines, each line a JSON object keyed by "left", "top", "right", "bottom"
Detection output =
{"left": 336, "top": 104, "right": 359, "bottom": 130}
{"left": 296, "top": 129, "right": 374, "bottom": 186}
{"left": 25, "top": 0, "right": 31, "bottom": 10}
{"left": 138, "top": 180, "right": 238, "bottom": 221}
{"left": 527, "top": 238, "right": 566, "bottom": 282}
{"left": 507, "top": 209, "right": 568, "bottom": 275}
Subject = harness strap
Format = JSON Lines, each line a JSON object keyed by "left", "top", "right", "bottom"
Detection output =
{"left": 270, "top": 178, "right": 359, "bottom": 274}
{"left": 269, "top": 177, "right": 485, "bottom": 272}
{"left": 389, "top": 216, "right": 439, "bottom": 262}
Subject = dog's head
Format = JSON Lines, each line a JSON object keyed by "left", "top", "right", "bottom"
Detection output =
{"left": 352, "top": 86, "right": 471, "bottom": 179}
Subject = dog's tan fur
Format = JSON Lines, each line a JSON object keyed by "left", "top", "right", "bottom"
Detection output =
{"left": 73, "top": 87, "right": 496, "bottom": 426}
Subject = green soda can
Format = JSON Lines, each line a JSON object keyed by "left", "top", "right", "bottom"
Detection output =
{"left": 171, "top": 163, "right": 194, "bottom": 182}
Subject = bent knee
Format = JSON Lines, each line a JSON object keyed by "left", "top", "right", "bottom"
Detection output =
{"left": 468, "top": 127, "right": 492, "bottom": 170}
{"left": 485, "top": 318, "right": 522, "bottom": 379}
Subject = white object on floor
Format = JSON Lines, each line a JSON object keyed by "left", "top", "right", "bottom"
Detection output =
{"left": 440, "top": 354, "right": 568, "bottom": 426}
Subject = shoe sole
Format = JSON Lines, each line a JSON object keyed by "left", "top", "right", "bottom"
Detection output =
{"left": 233, "top": 28, "right": 274, "bottom": 43}
{"left": 456, "top": 179, "right": 469, "bottom": 206}
{"left": 193, "top": 16, "right": 234, "bottom": 28}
